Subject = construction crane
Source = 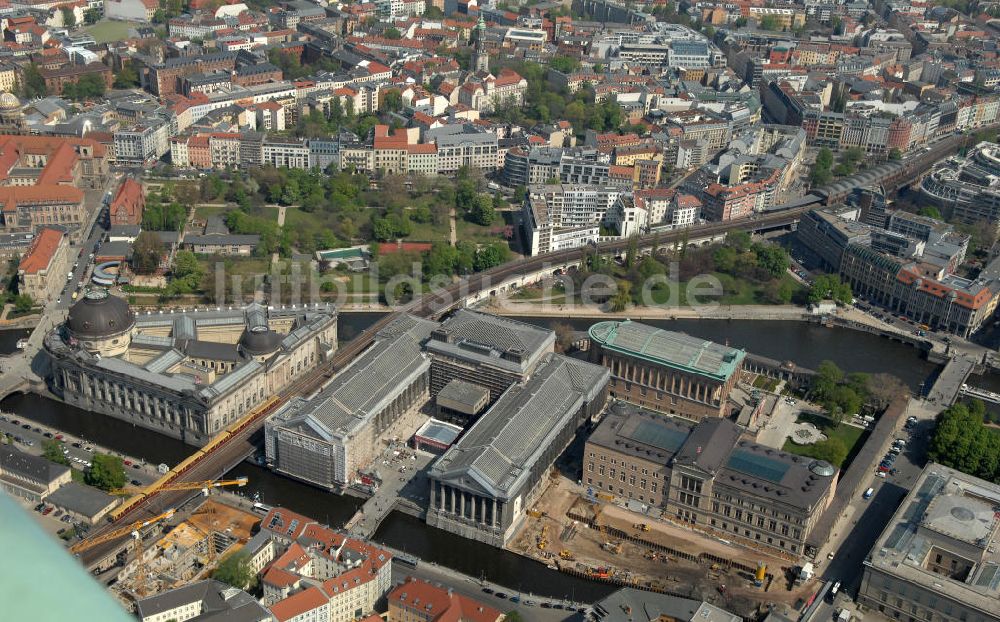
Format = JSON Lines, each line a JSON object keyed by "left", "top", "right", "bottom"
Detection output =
{"left": 69, "top": 509, "right": 176, "bottom": 555}
{"left": 110, "top": 477, "right": 249, "bottom": 497}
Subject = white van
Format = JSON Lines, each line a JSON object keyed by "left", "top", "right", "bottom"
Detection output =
{"left": 863, "top": 487, "right": 874, "bottom": 500}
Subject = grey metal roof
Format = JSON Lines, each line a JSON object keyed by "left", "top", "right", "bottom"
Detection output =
{"left": 425, "top": 309, "right": 554, "bottom": 375}
{"left": 144, "top": 348, "right": 185, "bottom": 374}
{"left": 593, "top": 588, "right": 741, "bottom": 622}
{"left": 96, "top": 356, "right": 197, "bottom": 393}
{"left": 136, "top": 579, "right": 272, "bottom": 622}
{"left": 0, "top": 446, "right": 70, "bottom": 486}
{"left": 429, "top": 354, "right": 609, "bottom": 499}
{"left": 270, "top": 328, "right": 430, "bottom": 440}
{"left": 199, "top": 360, "right": 262, "bottom": 399}
{"left": 183, "top": 340, "right": 241, "bottom": 362}
{"left": 46, "top": 482, "right": 117, "bottom": 518}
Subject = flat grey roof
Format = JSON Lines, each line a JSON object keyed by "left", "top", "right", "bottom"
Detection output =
{"left": 865, "top": 463, "right": 1000, "bottom": 611}
{"left": 437, "top": 379, "right": 490, "bottom": 410}
{"left": 426, "top": 309, "right": 554, "bottom": 375}
{"left": 47, "top": 482, "right": 117, "bottom": 517}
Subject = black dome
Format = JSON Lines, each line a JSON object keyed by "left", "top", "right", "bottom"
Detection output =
{"left": 239, "top": 326, "right": 283, "bottom": 356}
{"left": 67, "top": 290, "right": 135, "bottom": 339}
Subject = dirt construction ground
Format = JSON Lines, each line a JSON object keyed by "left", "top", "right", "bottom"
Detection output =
{"left": 507, "top": 472, "right": 819, "bottom": 617}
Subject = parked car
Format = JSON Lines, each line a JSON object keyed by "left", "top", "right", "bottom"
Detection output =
{"left": 42, "top": 506, "right": 54, "bottom": 516}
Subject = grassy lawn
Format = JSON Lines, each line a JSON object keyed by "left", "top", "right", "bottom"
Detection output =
{"left": 405, "top": 220, "right": 452, "bottom": 242}
{"left": 753, "top": 375, "right": 780, "bottom": 392}
{"left": 282, "top": 208, "right": 326, "bottom": 231}
{"left": 456, "top": 218, "right": 505, "bottom": 245}
{"left": 781, "top": 412, "right": 868, "bottom": 469}
{"left": 645, "top": 272, "right": 804, "bottom": 307}
{"left": 194, "top": 204, "right": 230, "bottom": 222}
{"left": 85, "top": 20, "right": 132, "bottom": 44}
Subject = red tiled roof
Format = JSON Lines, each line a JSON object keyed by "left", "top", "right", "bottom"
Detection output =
{"left": 18, "top": 227, "right": 63, "bottom": 274}
{"left": 389, "top": 577, "right": 502, "bottom": 622}
{"left": 0, "top": 185, "right": 83, "bottom": 212}
{"left": 269, "top": 586, "right": 328, "bottom": 622}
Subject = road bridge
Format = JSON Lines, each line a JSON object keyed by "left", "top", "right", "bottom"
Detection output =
{"left": 68, "top": 132, "right": 976, "bottom": 566}
{"left": 927, "top": 355, "right": 977, "bottom": 406}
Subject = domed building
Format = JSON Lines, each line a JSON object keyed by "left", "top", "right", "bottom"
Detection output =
{"left": 0, "top": 92, "right": 25, "bottom": 132}
{"left": 45, "top": 300, "right": 338, "bottom": 446}
{"left": 65, "top": 289, "right": 135, "bottom": 356}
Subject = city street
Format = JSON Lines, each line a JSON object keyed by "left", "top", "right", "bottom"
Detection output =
{"left": 0, "top": 416, "right": 160, "bottom": 488}
{"left": 808, "top": 398, "right": 937, "bottom": 622}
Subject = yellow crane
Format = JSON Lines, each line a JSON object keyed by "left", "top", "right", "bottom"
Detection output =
{"left": 69, "top": 509, "right": 176, "bottom": 555}
{"left": 110, "top": 477, "right": 249, "bottom": 497}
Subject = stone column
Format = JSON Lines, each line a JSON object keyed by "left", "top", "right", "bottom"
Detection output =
{"left": 493, "top": 498, "right": 499, "bottom": 527}
{"left": 449, "top": 486, "right": 455, "bottom": 514}
{"left": 439, "top": 483, "right": 445, "bottom": 511}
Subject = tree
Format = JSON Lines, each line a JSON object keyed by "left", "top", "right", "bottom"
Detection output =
{"left": 84, "top": 8, "right": 100, "bottom": 23}
{"left": 754, "top": 244, "right": 790, "bottom": 278}
{"left": 61, "top": 7, "right": 76, "bottom": 27}
{"left": 550, "top": 56, "right": 581, "bottom": 73}
{"left": 918, "top": 206, "right": 942, "bottom": 220}
{"left": 468, "top": 194, "right": 496, "bottom": 226}
{"left": 113, "top": 65, "right": 140, "bottom": 89}
{"left": 384, "top": 27, "right": 402, "bottom": 39}
{"left": 888, "top": 148, "right": 902, "bottom": 161}
{"left": 552, "top": 322, "right": 575, "bottom": 352}
{"left": 84, "top": 454, "right": 126, "bottom": 491}
{"left": 19, "top": 64, "right": 46, "bottom": 99}
{"left": 213, "top": 551, "right": 256, "bottom": 590}
{"left": 381, "top": 89, "right": 403, "bottom": 113}
{"left": 42, "top": 440, "right": 69, "bottom": 466}
{"left": 473, "top": 242, "right": 510, "bottom": 271}
{"left": 13, "top": 294, "right": 33, "bottom": 313}
{"left": 132, "top": 231, "right": 164, "bottom": 275}
{"left": 760, "top": 14, "right": 782, "bottom": 30}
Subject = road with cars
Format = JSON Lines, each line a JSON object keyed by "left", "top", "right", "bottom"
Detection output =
{"left": 0, "top": 415, "right": 159, "bottom": 489}
{"left": 810, "top": 409, "right": 933, "bottom": 622}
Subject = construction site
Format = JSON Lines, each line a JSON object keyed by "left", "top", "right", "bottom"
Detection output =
{"left": 107, "top": 497, "right": 258, "bottom": 607}
{"left": 507, "top": 471, "right": 818, "bottom": 618}
{"left": 67, "top": 478, "right": 260, "bottom": 610}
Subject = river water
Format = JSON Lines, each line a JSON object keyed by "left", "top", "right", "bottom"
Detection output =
{"left": 0, "top": 312, "right": 951, "bottom": 598}
{"left": 0, "top": 327, "right": 31, "bottom": 356}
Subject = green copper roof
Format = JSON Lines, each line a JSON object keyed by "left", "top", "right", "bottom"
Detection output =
{"left": 589, "top": 320, "right": 745, "bottom": 382}
{"left": 0, "top": 492, "right": 133, "bottom": 622}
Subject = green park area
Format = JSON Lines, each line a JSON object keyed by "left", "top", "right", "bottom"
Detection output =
{"left": 85, "top": 20, "right": 132, "bottom": 44}
{"left": 782, "top": 412, "right": 867, "bottom": 469}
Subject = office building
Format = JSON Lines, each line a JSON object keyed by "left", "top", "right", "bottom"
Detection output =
{"left": 426, "top": 354, "right": 609, "bottom": 546}
{"left": 860, "top": 464, "right": 1000, "bottom": 622}
{"left": 588, "top": 320, "right": 746, "bottom": 421}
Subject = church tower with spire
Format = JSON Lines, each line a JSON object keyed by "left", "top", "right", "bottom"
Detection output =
{"left": 472, "top": 14, "right": 489, "bottom": 73}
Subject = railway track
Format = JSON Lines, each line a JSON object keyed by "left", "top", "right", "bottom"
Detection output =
{"left": 74, "top": 129, "right": 975, "bottom": 568}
